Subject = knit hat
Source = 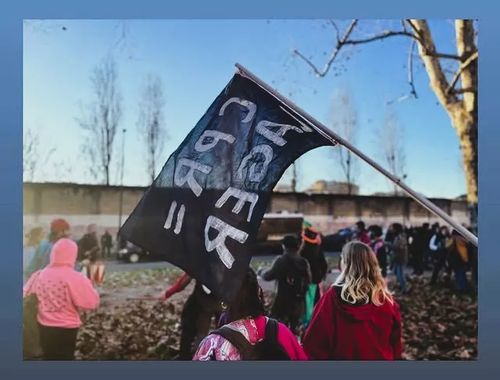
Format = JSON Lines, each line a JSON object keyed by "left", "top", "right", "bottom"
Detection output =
{"left": 50, "top": 218, "right": 70, "bottom": 234}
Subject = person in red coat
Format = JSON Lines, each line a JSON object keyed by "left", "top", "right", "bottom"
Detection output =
{"left": 302, "top": 241, "right": 403, "bottom": 360}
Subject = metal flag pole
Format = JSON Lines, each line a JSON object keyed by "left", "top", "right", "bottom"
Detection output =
{"left": 235, "top": 63, "right": 478, "bottom": 247}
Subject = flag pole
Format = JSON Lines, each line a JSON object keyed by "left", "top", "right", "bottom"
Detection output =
{"left": 235, "top": 63, "right": 478, "bottom": 247}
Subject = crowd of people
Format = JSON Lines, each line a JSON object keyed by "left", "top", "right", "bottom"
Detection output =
{"left": 22, "top": 217, "right": 476, "bottom": 361}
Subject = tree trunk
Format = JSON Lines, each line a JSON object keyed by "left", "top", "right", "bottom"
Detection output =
{"left": 410, "top": 19, "right": 478, "bottom": 228}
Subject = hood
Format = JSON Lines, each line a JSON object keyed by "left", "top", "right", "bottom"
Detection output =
{"left": 332, "top": 286, "right": 379, "bottom": 322}
{"left": 48, "top": 238, "right": 78, "bottom": 267}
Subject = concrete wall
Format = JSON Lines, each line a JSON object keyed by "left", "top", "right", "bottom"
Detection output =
{"left": 23, "top": 182, "right": 469, "bottom": 239}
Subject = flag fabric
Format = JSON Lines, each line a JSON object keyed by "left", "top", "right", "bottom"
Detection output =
{"left": 119, "top": 73, "right": 331, "bottom": 302}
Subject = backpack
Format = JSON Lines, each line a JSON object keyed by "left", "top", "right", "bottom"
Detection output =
{"left": 281, "top": 255, "right": 309, "bottom": 301}
{"left": 211, "top": 318, "right": 290, "bottom": 360}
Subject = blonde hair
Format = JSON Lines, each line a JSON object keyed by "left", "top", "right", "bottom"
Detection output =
{"left": 334, "top": 241, "right": 393, "bottom": 306}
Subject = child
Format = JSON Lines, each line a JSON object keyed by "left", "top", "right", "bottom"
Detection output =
{"left": 23, "top": 238, "right": 100, "bottom": 360}
{"left": 193, "top": 269, "right": 307, "bottom": 361}
{"left": 370, "top": 225, "right": 388, "bottom": 278}
{"left": 302, "top": 241, "right": 402, "bottom": 360}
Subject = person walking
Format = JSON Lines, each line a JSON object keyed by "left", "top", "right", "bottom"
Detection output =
{"left": 353, "top": 221, "right": 371, "bottom": 245}
{"left": 258, "top": 235, "right": 311, "bottom": 335}
{"left": 447, "top": 230, "right": 470, "bottom": 293}
{"left": 390, "top": 223, "right": 409, "bottom": 293}
{"left": 163, "top": 272, "right": 222, "bottom": 360}
{"left": 25, "top": 219, "right": 71, "bottom": 278}
{"left": 23, "top": 227, "right": 44, "bottom": 283}
{"left": 430, "top": 226, "right": 451, "bottom": 286}
{"left": 299, "top": 224, "right": 327, "bottom": 327}
{"left": 78, "top": 224, "right": 103, "bottom": 285}
{"left": 370, "top": 225, "right": 389, "bottom": 279}
{"left": 302, "top": 241, "right": 402, "bottom": 360}
{"left": 100, "top": 230, "right": 113, "bottom": 260}
{"left": 193, "top": 269, "right": 307, "bottom": 361}
{"left": 23, "top": 238, "right": 100, "bottom": 360}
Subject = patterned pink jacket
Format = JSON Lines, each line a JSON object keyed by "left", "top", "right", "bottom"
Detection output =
{"left": 193, "top": 315, "right": 308, "bottom": 360}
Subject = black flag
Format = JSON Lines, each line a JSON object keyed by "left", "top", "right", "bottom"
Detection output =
{"left": 119, "top": 73, "right": 331, "bottom": 302}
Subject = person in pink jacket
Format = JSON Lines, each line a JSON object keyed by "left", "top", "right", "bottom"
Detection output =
{"left": 23, "top": 238, "right": 100, "bottom": 360}
{"left": 193, "top": 269, "right": 307, "bottom": 361}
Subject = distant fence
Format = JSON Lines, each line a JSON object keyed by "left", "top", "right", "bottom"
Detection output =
{"left": 23, "top": 182, "right": 469, "bottom": 239}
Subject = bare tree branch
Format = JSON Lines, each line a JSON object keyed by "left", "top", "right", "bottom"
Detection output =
{"left": 380, "top": 108, "right": 407, "bottom": 195}
{"left": 330, "top": 87, "right": 359, "bottom": 194}
{"left": 294, "top": 19, "right": 461, "bottom": 81}
{"left": 77, "top": 55, "right": 122, "bottom": 185}
{"left": 137, "top": 74, "right": 167, "bottom": 184}
{"left": 329, "top": 20, "right": 341, "bottom": 42}
{"left": 446, "top": 50, "right": 478, "bottom": 95}
{"left": 292, "top": 19, "right": 358, "bottom": 77}
{"left": 407, "top": 40, "right": 418, "bottom": 99}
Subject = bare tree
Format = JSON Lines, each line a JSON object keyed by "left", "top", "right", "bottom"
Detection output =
{"left": 77, "top": 55, "right": 122, "bottom": 185}
{"left": 379, "top": 108, "right": 407, "bottom": 195}
{"left": 23, "top": 127, "right": 55, "bottom": 182}
{"left": 294, "top": 19, "right": 478, "bottom": 219}
{"left": 330, "top": 87, "right": 359, "bottom": 195}
{"left": 137, "top": 74, "right": 167, "bottom": 184}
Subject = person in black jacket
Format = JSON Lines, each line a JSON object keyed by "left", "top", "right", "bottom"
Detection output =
{"left": 299, "top": 225, "right": 327, "bottom": 326}
{"left": 258, "top": 235, "right": 311, "bottom": 335}
{"left": 100, "top": 230, "right": 113, "bottom": 259}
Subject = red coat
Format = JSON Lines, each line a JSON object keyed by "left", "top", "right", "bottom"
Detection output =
{"left": 302, "top": 286, "right": 403, "bottom": 360}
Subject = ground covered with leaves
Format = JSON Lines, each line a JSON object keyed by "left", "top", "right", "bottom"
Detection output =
{"left": 75, "top": 267, "right": 477, "bottom": 361}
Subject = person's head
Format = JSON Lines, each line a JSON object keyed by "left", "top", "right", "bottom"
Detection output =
{"left": 422, "top": 223, "right": 430, "bottom": 230}
{"left": 392, "top": 223, "right": 404, "bottom": 236}
{"left": 302, "top": 226, "right": 321, "bottom": 246}
{"left": 439, "top": 226, "right": 450, "bottom": 236}
{"left": 370, "top": 225, "right": 383, "bottom": 239}
{"left": 335, "top": 241, "right": 393, "bottom": 306}
{"left": 49, "top": 238, "right": 78, "bottom": 268}
{"left": 355, "top": 221, "right": 366, "bottom": 232}
{"left": 282, "top": 234, "right": 301, "bottom": 253}
{"left": 87, "top": 224, "right": 97, "bottom": 235}
{"left": 25, "top": 227, "right": 44, "bottom": 247}
{"left": 49, "top": 218, "right": 70, "bottom": 242}
{"left": 227, "top": 268, "right": 265, "bottom": 322}
{"left": 432, "top": 222, "right": 440, "bottom": 232}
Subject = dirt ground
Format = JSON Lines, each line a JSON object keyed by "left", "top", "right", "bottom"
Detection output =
{"left": 74, "top": 266, "right": 477, "bottom": 361}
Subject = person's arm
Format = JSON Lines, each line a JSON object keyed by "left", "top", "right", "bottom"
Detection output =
{"left": 302, "top": 287, "right": 335, "bottom": 360}
{"left": 429, "top": 235, "right": 438, "bottom": 251}
{"left": 23, "top": 270, "right": 41, "bottom": 298}
{"left": 67, "top": 273, "right": 100, "bottom": 310}
{"left": 260, "top": 257, "right": 283, "bottom": 281}
{"left": 164, "top": 273, "right": 192, "bottom": 300}
{"left": 390, "top": 301, "right": 403, "bottom": 359}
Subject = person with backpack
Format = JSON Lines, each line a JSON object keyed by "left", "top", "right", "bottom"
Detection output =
{"left": 258, "top": 235, "right": 311, "bottom": 335}
{"left": 302, "top": 241, "right": 402, "bottom": 360}
{"left": 163, "top": 272, "right": 222, "bottom": 360}
{"left": 23, "top": 238, "right": 100, "bottom": 360}
{"left": 430, "top": 226, "right": 451, "bottom": 286}
{"left": 193, "top": 269, "right": 307, "bottom": 360}
{"left": 370, "top": 225, "right": 388, "bottom": 278}
{"left": 299, "top": 224, "right": 327, "bottom": 326}
{"left": 389, "top": 223, "right": 409, "bottom": 293}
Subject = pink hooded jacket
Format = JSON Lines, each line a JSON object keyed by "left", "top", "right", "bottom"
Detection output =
{"left": 23, "top": 238, "right": 100, "bottom": 328}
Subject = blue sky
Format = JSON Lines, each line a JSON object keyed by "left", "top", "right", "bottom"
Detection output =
{"left": 23, "top": 19, "right": 466, "bottom": 198}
